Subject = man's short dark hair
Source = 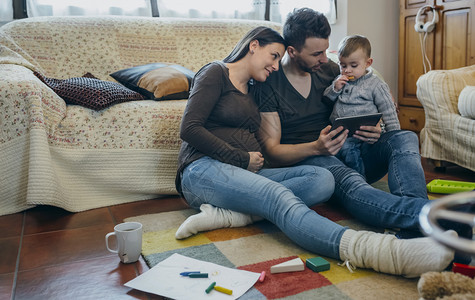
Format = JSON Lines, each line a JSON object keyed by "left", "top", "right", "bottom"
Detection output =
{"left": 283, "top": 8, "right": 331, "bottom": 51}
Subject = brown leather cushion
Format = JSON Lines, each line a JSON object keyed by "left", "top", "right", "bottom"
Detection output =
{"left": 110, "top": 63, "right": 195, "bottom": 100}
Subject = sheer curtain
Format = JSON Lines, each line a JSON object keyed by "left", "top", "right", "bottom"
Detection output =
{"left": 26, "top": 0, "right": 152, "bottom": 17}
{"left": 1, "top": 0, "right": 14, "bottom": 22}
{"left": 157, "top": 0, "right": 266, "bottom": 20}
{"left": 157, "top": 0, "right": 335, "bottom": 22}
{"left": 270, "top": 0, "right": 336, "bottom": 24}
{"left": 24, "top": 0, "right": 336, "bottom": 23}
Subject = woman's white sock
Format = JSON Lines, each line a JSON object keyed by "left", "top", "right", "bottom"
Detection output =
{"left": 175, "top": 204, "right": 261, "bottom": 239}
{"left": 339, "top": 229, "right": 456, "bottom": 278}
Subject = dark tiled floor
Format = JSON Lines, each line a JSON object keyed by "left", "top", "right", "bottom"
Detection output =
{"left": 0, "top": 158, "right": 473, "bottom": 299}
{"left": 1, "top": 196, "right": 188, "bottom": 300}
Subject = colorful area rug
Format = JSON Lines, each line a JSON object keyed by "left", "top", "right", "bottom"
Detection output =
{"left": 125, "top": 181, "right": 424, "bottom": 299}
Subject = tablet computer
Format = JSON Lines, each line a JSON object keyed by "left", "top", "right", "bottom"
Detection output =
{"left": 331, "top": 113, "right": 383, "bottom": 137}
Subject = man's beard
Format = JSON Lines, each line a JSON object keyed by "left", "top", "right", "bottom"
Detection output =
{"left": 295, "top": 55, "right": 320, "bottom": 73}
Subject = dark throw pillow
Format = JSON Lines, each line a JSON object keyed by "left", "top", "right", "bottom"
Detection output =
{"left": 34, "top": 71, "right": 145, "bottom": 111}
{"left": 110, "top": 63, "right": 195, "bottom": 100}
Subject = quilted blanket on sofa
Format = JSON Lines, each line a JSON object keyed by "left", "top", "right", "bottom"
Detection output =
{"left": 0, "top": 16, "right": 281, "bottom": 216}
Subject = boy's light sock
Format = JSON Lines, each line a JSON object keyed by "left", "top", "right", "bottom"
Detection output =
{"left": 175, "top": 204, "right": 261, "bottom": 239}
{"left": 339, "top": 229, "right": 456, "bottom": 278}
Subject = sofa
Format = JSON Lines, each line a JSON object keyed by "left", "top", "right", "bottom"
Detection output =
{"left": 416, "top": 65, "right": 475, "bottom": 171}
{"left": 0, "top": 16, "right": 282, "bottom": 216}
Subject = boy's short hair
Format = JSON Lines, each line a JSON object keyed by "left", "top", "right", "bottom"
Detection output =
{"left": 338, "top": 35, "right": 371, "bottom": 58}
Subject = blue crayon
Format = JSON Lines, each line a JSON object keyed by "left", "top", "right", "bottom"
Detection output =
{"left": 180, "top": 271, "right": 201, "bottom": 276}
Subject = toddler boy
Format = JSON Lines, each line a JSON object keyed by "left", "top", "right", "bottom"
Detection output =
{"left": 324, "top": 35, "right": 400, "bottom": 176}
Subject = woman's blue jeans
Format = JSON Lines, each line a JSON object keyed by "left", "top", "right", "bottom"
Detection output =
{"left": 297, "top": 130, "right": 430, "bottom": 230}
{"left": 180, "top": 156, "right": 346, "bottom": 259}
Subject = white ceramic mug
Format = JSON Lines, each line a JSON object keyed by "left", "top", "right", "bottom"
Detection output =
{"left": 105, "top": 222, "right": 143, "bottom": 263}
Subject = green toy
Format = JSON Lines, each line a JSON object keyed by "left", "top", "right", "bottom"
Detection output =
{"left": 306, "top": 257, "right": 330, "bottom": 273}
{"left": 426, "top": 179, "right": 475, "bottom": 194}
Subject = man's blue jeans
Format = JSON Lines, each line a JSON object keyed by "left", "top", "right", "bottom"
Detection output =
{"left": 297, "top": 130, "right": 430, "bottom": 230}
{"left": 181, "top": 156, "right": 347, "bottom": 258}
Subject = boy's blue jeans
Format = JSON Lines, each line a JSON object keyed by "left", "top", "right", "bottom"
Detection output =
{"left": 336, "top": 137, "right": 365, "bottom": 176}
{"left": 181, "top": 157, "right": 347, "bottom": 258}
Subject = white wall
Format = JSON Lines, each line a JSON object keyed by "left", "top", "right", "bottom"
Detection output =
{"left": 330, "top": 0, "right": 399, "bottom": 99}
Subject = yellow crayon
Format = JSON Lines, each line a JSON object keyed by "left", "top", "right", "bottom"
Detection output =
{"left": 214, "top": 285, "right": 233, "bottom": 295}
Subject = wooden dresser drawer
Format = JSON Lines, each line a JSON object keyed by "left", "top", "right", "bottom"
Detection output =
{"left": 398, "top": 106, "right": 425, "bottom": 133}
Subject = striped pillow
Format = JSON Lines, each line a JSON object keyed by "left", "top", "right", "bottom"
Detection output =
{"left": 458, "top": 86, "right": 475, "bottom": 119}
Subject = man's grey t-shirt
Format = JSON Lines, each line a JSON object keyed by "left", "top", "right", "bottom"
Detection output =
{"left": 253, "top": 61, "right": 340, "bottom": 144}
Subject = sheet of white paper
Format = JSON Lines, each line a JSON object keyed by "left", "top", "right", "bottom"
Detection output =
{"left": 125, "top": 253, "right": 260, "bottom": 299}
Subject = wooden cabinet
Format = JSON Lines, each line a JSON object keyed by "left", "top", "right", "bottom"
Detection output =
{"left": 398, "top": 105, "right": 426, "bottom": 132}
{"left": 398, "top": 0, "right": 475, "bottom": 132}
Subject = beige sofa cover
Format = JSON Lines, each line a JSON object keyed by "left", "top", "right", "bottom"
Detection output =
{"left": 416, "top": 65, "right": 475, "bottom": 171}
{"left": 0, "top": 16, "right": 281, "bottom": 216}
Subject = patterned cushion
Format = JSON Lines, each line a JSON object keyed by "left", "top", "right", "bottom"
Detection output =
{"left": 110, "top": 63, "right": 195, "bottom": 100}
{"left": 458, "top": 86, "right": 475, "bottom": 119}
{"left": 34, "top": 72, "right": 145, "bottom": 111}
